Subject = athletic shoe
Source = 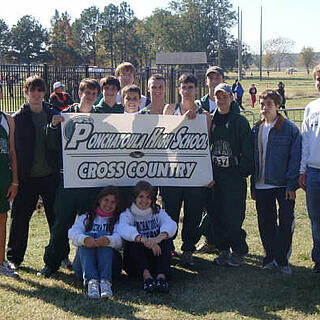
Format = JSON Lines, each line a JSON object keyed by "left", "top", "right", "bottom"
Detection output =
{"left": 100, "top": 279, "right": 112, "bottom": 298}
{"left": 87, "top": 279, "right": 100, "bottom": 299}
{"left": 60, "top": 258, "right": 73, "bottom": 270}
{"left": 180, "top": 251, "right": 194, "bottom": 266}
{"left": 36, "top": 265, "right": 58, "bottom": 278}
{"left": 312, "top": 262, "right": 320, "bottom": 273}
{"left": 171, "top": 250, "right": 180, "bottom": 258}
{"left": 262, "top": 260, "right": 278, "bottom": 270}
{"left": 0, "top": 261, "right": 19, "bottom": 278}
{"left": 213, "top": 250, "right": 230, "bottom": 266}
{"left": 143, "top": 277, "right": 155, "bottom": 293}
{"left": 196, "top": 241, "right": 219, "bottom": 254}
{"left": 280, "top": 265, "right": 292, "bottom": 275}
{"left": 228, "top": 253, "right": 245, "bottom": 267}
{"left": 7, "top": 260, "right": 19, "bottom": 271}
{"left": 156, "top": 277, "right": 169, "bottom": 293}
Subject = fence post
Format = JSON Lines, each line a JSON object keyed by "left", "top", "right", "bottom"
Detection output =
{"left": 169, "top": 67, "right": 175, "bottom": 103}
{"left": 43, "top": 63, "right": 49, "bottom": 101}
{"left": 85, "top": 65, "right": 89, "bottom": 78}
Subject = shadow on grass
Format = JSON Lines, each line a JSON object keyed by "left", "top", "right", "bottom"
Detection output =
{"left": 2, "top": 254, "right": 320, "bottom": 319}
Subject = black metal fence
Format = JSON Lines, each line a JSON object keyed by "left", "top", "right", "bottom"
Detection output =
{"left": 0, "top": 64, "right": 208, "bottom": 113}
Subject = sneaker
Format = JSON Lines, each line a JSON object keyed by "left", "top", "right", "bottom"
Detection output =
{"left": 7, "top": 260, "right": 19, "bottom": 271}
{"left": 280, "top": 265, "right": 292, "bottom": 275}
{"left": 100, "top": 279, "right": 112, "bottom": 298}
{"left": 263, "top": 260, "right": 278, "bottom": 270}
{"left": 143, "top": 277, "right": 155, "bottom": 293}
{"left": 312, "top": 262, "right": 320, "bottom": 273}
{"left": 87, "top": 279, "right": 100, "bottom": 299}
{"left": 36, "top": 265, "right": 58, "bottom": 278}
{"left": 60, "top": 258, "right": 73, "bottom": 270}
{"left": 0, "top": 261, "right": 19, "bottom": 278}
{"left": 228, "top": 253, "right": 245, "bottom": 267}
{"left": 180, "top": 251, "right": 194, "bottom": 266}
{"left": 156, "top": 277, "right": 169, "bottom": 293}
{"left": 213, "top": 250, "right": 230, "bottom": 266}
{"left": 196, "top": 241, "right": 219, "bottom": 254}
{"left": 171, "top": 250, "right": 180, "bottom": 258}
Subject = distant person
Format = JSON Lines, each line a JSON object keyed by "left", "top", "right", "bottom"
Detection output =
{"left": 299, "top": 64, "right": 320, "bottom": 273}
{"left": 249, "top": 84, "right": 257, "bottom": 108}
{"left": 234, "top": 81, "right": 245, "bottom": 110}
{"left": 231, "top": 79, "right": 238, "bottom": 93}
{"left": 49, "top": 82, "right": 74, "bottom": 111}
{"left": 276, "top": 82, "right": 288, "bottom": 117}
{"left": 0, "top": 79, "right": 3, "bottom": 99}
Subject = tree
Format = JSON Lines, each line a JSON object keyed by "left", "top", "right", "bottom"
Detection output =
{"left": 263, "top": 51, "right": 274, "bottom": 71}
{"left": 299, "top": 47, "right": 317, "bottom": 75}
{"left": 9, "top": 15, "right": 48, "bottom": 64}
{"left": 264, "top": 37, "right": 295, "bottom": 71}
{"left": 72, "top": 6, "right": 102, "bottom": 65}
{"left": 49, "top": 10, "right": 81, "bottom": 65}
{"left": 0, "top": 19, "right": 10, "bottom": 63}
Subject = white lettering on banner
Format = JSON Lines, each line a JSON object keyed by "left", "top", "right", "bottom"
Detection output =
{"left": 61, "top": 113, "right": 213, "bottom": 187}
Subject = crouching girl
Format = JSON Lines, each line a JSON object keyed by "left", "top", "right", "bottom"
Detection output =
{"left": 118, "top": 181, "right": 177, "bottom": 293}
{"left": 68, "top": 186, "right": 123, "bottom": 299}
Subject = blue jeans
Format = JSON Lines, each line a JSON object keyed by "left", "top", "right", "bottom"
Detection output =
{"left": 77, "top": 232, "right": 113, "bottom": 285}
{"left": 255, "top": 188, "right": 295, "bottom": 266}
{"left": 73, "top": 247, "right": 122, "bottom": 284}
{"left": 306, "top": 167, "right": 320, "bottom": 263}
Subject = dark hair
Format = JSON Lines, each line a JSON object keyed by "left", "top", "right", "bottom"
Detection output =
{"left": 121, "top": 84, "right": 141, "bottom": 99}
{"left": 148, "top": 74, "right": 166, "bottom": 86}
{"left": 24, "top": 75, "right": 46, "bottom": 93}
{"left": 131, "top": 180, "right": 159, "bottom": 214}
{"left": 178, "top": 73, "right": 198, "bottom": 87}
{"left": 100, "top": 76, "right": 120, "bottom": 91}
{"left": 84, "top": 186, "right": 123, "bottom": 233}
{"left": 79, "top": 78, "right": 101, "bottom": 94}
{"left": 259, "top": 89, "right": 283, "bottom": 107}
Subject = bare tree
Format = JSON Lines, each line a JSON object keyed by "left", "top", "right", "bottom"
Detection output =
{"left": 299, "top": 47, "right": 317, "bottom": 75}
{"left": 264, "top": 37, "right": 295, "bottom": 71}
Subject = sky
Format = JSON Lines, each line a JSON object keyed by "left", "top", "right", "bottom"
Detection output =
{"left": 1, "top": 0, "right": 319, "bottom": 53}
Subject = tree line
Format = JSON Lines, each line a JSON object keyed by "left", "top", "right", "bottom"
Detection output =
{"left": 0, "top": 0, "right": 253, "bottom": 70}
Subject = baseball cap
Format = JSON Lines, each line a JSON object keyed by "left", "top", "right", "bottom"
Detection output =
{"left": 53, "top": 81, "right": 64, "bottom": 90}
{"left": 214, "top": 83, "right": 233, "bottom": 95}
{"left": 206, "top": 66, "right": 224, "bottom": 78}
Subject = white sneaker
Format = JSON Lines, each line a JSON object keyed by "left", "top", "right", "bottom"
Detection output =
{"left": 87, "top": 279, "right": 100, "bottom": 299}
{"left": 0, "top": 261, "right": 19, "bottom": 278}
{"left": 100, "top": 279, "right": 113, "bottom": 298}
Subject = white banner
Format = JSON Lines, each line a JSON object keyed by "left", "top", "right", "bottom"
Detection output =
{"left": 61, "top": 113, "right": 213, "bottom": 188}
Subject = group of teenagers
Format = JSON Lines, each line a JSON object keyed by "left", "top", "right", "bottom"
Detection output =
{"left": 1, "top": 61, "right": 320, "bottom": 299}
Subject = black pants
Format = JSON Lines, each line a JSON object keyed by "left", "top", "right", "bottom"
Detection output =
{"left": 7, "top": 173, "right": 60, "bottom": 265}
{"left": 44, "top": 183, "right": 101, "bottom": 269}
{"left": 161, "top": 186, "right": 205, "bottom": 252}
{"left": 255, "top": 188, "right": 295, "bottom": 267}
{"left": 123, "top": 239, "right": 173, "bottom": 278}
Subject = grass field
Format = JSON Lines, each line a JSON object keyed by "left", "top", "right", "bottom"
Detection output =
{"left": 1, "top": 187, "right": 320, "bottom": 320}
{"left": 1, "top": 72, "right": 319, "bottom": 320}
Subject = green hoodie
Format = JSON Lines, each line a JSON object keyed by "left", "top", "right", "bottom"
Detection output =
{"left": 210, "top": 103, "right": 254, "bottom": 178}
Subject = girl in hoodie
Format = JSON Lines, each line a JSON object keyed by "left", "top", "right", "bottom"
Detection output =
{"left": 118, "top": 181, "right": 177, "bottom": 293}
{"left": 68, "top": 186, "right": 123, "bottom": 299}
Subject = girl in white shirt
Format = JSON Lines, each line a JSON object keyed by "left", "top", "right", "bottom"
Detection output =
{"left": 118, "top": 181, "right": 177, "bottom": 293}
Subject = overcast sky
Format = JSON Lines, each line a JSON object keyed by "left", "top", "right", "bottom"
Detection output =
{"left": 1, "top": 0, "right": 319, "bottom": 53}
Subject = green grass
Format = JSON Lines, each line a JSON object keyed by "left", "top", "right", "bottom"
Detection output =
{"left": 1, "top": 188, "right": 320, "bottom": 320}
